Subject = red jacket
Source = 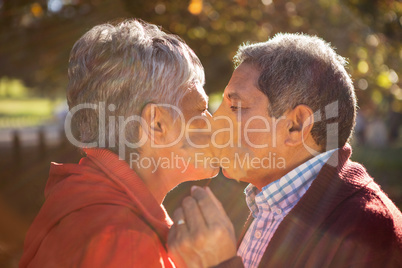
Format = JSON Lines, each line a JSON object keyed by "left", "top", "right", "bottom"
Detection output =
{"left": 20, "top": 148, "right": 174, "bottom": 268}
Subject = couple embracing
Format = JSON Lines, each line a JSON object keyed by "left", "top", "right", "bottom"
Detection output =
{"left": 20, "top": 19, "right": 402, "bottom": 268}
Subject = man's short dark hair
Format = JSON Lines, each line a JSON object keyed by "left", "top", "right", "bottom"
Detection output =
{"left": 234, "top": 33, "right": 357, "bottom": 150}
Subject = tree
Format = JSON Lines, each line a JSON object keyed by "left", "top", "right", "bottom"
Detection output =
{"left": 0, "top": 0, "right": 401, "bottom": 115}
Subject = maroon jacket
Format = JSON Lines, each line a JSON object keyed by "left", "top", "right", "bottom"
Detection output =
{"left": 218, "top": 145, "right": 402, "bottom": 267}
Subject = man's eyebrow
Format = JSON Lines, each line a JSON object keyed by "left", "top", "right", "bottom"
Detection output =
{"left": 227, "top": 92, "right": 241, "bottom": 100}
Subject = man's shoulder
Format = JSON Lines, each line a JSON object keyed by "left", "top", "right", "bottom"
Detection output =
{"left": 341, "top": 182, "right": 400, "bottom": 221}
{"left": 338, "top": 159, "right": 401, "bottom": 223}
{"left": 314, "top": 157, "right": 402, "bottom": 243}
{"left": 328, "top": 171, "right": 402, "bottom": 247}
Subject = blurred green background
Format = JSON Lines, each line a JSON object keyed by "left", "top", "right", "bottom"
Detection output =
{"left": 0, "top": 0, "right": 401, "bottom": 267}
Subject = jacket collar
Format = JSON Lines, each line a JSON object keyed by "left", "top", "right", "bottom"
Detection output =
{"left": 258, "top": 144, "right": 373, "bottom": 266}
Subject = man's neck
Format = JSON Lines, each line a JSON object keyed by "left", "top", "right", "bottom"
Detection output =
{"left": 253, "top": 148, "right": 320, "bottom": 190}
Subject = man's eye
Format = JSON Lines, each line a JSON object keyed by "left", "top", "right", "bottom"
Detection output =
{"left": 230, "top": 105, "right": 239, "bottom": 111}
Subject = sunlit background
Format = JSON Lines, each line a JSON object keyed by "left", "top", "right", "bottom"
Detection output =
{"left": 0, "top": 0, "right": 401, "bottom": 267}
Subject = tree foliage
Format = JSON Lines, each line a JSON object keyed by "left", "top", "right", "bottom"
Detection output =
{"left": 0, "top": 0, "right": 401, "bottom": 114}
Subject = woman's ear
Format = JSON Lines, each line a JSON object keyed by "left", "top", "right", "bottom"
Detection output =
{"left": 140, "top": 103, "right": 173, "bottom": 145}
{"left": 284, "top": 105, "right": 314, "bottom": 147}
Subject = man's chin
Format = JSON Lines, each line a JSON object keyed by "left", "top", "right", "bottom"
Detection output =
{"left": 221, "top": 168, "right": 231, "bottom": 179}
{"left": 221, "top": 168, "right": 241, "bottom": 182}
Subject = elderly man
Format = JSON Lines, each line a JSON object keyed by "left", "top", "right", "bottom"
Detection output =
{"left": 168, "top": 33, "right": 402, "bottom": 267}
{"left": 20, "top": 19, "right": 219, "bottom": 267}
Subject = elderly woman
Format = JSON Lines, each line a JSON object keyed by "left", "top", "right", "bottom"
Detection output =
{"left": 20, "top": 19, "right": 219, "bottom": 267}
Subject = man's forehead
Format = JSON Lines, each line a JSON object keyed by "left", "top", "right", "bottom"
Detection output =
{"left": 224, "top": 64, "right": 260, "bottom": 99}
{"left": 224, "top": 82, "right": 259, "bottom": 101}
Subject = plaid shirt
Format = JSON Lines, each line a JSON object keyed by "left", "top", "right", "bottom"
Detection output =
{"left": 238, "top": 149, "right": 336, "bottom": 268}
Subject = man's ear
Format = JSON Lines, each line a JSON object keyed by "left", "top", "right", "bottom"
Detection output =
{"left": 284, "top": 105, "right": 314, "bottom": 147}
{"left": 140, "top": 103, "right": 172, "bottom": 145}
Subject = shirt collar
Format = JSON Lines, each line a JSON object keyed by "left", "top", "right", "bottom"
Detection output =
{"left": 245, "top": 149, "right": 337, "bottom": 218}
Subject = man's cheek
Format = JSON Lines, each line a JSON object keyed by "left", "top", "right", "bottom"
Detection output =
{"left": 210, "top": 115, "right": 237, "bottom": 149}
{"left": 242, "top": 117, "right": 272, "bottom": 149}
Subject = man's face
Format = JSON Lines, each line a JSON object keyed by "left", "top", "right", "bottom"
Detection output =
{"left": 212, "top": 63, "right": 288, "bottom": 186}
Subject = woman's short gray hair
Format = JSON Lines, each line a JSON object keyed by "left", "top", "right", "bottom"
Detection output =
{"left": 234, "top": 33, "right": 356, "bottom": 150}
{"left": 67, "top": 19, "right": 204, "bottom": 153}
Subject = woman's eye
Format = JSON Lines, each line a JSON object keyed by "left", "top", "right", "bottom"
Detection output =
{"left": 230, "top": 105, "right": 239, "bottom": 111}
